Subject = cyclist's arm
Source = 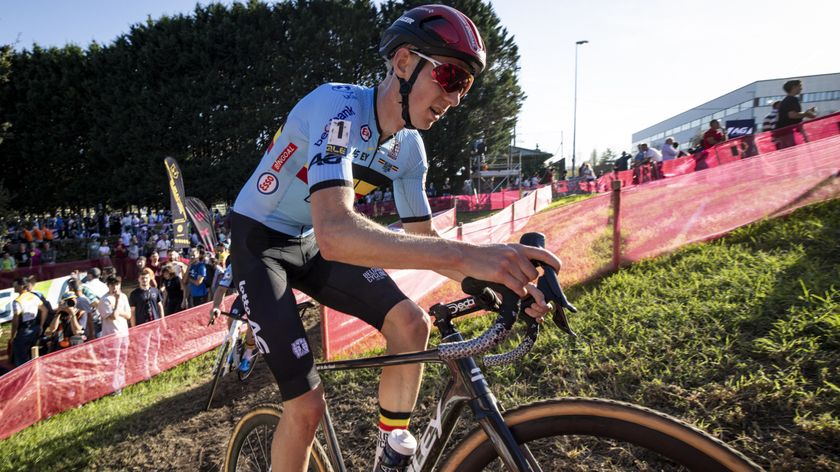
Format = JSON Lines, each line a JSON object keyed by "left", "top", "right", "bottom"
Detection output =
{"left": 311, "top": 186, "right": 559, "bottom": 296}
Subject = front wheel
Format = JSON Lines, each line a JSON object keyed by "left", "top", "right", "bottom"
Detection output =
{"left": 205, "top": 342, "right": 230, "bottom": 411}
{"left": 440, "top": 398, "right": 763, "bottom": 472}
{"left": 224, "top": 404, "right": 332, "bottom": 472}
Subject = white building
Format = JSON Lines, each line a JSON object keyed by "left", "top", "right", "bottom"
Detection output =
{"left": 632, "top": 73, "right": 840, "bottom": 152}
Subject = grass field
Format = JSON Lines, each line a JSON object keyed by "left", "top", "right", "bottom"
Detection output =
{"left": 1, "top": 197, "right": 837, "bottom": 470}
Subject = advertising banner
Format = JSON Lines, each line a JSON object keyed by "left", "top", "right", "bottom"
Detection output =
{"left": 726, "top": 118, "right": 756, "bottom": 139}
{"left": 164, "top": 157, "right": 191, "bottom": 249}
{"left": 185, "top": 196, "right": 219, "bottom": 254}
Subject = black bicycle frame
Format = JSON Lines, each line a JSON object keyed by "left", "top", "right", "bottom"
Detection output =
{"left": 314, "top": 307, "right": 538, "bottom": 472}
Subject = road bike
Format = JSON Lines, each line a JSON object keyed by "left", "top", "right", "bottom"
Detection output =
{"left": 205, "top": 303, "right": 262, "bottom": 411}
{"left": 223, "top": 232, "right": 764, "bottom": 471}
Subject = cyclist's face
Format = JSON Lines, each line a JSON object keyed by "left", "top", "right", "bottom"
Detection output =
{"left": 407, "top": 53, "right": 471, "bottom": 130}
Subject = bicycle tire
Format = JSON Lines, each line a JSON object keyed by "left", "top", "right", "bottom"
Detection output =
{"left": 205, "top": 342, "right": 230, "bottom": 411}
{"left": 224, "top": 404, "right": 332, "bottom": 472}
{"left": 439, "top": 398, "right": 763, "bottom": 472}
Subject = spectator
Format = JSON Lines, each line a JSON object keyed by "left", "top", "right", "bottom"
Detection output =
{"left": 83, "top": 267, "right": 109, "bottom": 301}
{"left": 579, "top": 162, "right": 596, "bottom": 182}
{"left": 161, "top": 264, "right": 184, "bottom": 315}
{"left": 441, "top": 177, "right": 452, "bottom": 196}
{"left": 762, "top": 101, "right": 781, "bottom": 132}
{"left": 41, "top": 241, "right": 57, "bottom": 264}
{"left": 99, "top": 275, "right": 130, "bottom": 336}
{"left": 28, "top": 243, "right": 42, "bottom": 267}
{"left": 426, "top": 181, "right": 437, "bottom": 197}
{"left": 639, "top": 143, "right": 663, "bottom": 180}
{"left": 129, "top": 270, "right": 165, "bottom": 326}
{"left": 661, "top": 137, "right": 679, "bottom": 161}
{"left": 167, "top": 249, "right": 188, "bottom": 281}
{"left": 44, "top": 292, "right": 86, "bottom": 352}
{"left": 156, "top": 233, "right": 171, "bottom": 258}
{"left": 614, "top": 151, "right": 632, "bottom": 171}
{"left": 775, "top": 79, "right": 817, "bottom": 149}
{"left": 99, "top": 275, "right": 130, "bottom": 394}
{"left": 1, "top": 251, "right": 16, "bottom": 271}
{"left": 127, "top": 237, "right": 140, "bottom": 278}
{"left": 144, "top": 252, "right": 161, "bottom": 288}
{"left": 9, "top": 277, "right": 47, "bottom": 366}
{"left": 702, "top": 120, "right": 725, "bottom": 150}
{"left": 15, "top": 242, "right": 30, "bottom": 267}
{"left": 114, "top": 240, "right": 128, "bottom": 277}
{"left": 187, "top": 247, "right": 209, "bottom": 307}
{"left": 98, "top": 239, "right": 112, "bottom": 267}
{"left": 66, "top": 278, "right": 97, "bottom": 339}
{"left": 462, "top": 179, "right": 473, "bottom": 195}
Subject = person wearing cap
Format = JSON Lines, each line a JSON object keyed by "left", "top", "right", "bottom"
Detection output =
{"left": 45, "top": 291, "right": 87, "bottom": 351}
{"left": 227, "top": 5, "right": 560, "bottom": 469}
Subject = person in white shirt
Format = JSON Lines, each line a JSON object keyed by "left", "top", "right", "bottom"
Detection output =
{"left": 155, "top": 233, "right": 171, "bottom": 258}
{"left": 661, "top": 137, "right": 679, "bottom": 161}
{"left": 640, "top": 143, "right": 663, "bottom": 180}
{"left": 99, "top": 275, "right": 132, "bottom": 394}
{"left": 99, "top": 275, "right": 131, "bottom": 336}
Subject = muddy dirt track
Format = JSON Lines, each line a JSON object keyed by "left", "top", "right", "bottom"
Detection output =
{"left": 86, "top": 307, "right": 453, "bottom": 471}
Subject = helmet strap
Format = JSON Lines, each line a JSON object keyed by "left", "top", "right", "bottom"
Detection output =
{"left": 397, "top": 57, "right": 427, "bottom": 130}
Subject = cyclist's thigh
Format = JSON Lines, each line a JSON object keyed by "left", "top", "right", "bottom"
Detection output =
{"left": 230, "top": 214, "right": 320, "bottom": 401}
{"left": 296, "top": 253, "right": 408, "bottom": 332}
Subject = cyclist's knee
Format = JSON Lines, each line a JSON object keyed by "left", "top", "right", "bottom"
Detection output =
{"left": 382, "top": 301, "right": 430, "bottom": 346}
{"left": 283, "top": 386, "right": 326, "bottom": 432}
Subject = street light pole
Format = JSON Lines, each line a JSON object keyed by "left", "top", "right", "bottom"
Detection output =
{"left": 572, "top": 39, "right": 588, "bottom": 177}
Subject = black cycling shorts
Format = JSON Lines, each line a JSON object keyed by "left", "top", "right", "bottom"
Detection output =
{"left": 230, "top": 212, "right": 408, "bottom": 401}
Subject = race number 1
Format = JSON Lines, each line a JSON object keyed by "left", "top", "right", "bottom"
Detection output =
{"left": 328, "top": 119, "right": 351, "bottom": 148}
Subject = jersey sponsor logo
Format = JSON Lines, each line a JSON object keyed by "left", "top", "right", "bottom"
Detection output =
{"left": 446, "top": 298, "right": 475, "bottom": 314}
{"left": 310, "top": 153, "right": 342, "bottom": 166}
{"left": 256, "top": 172, "right": 279, "bottom": 194}
{"left": 352, "top": 149, "right": 370, "bottom": 162}
{"left": 291, "top": 338, "right": 310, "bottom": 358}
{"left": 238, "top": 280, "right": 270, "bottom": 354}
{"left": 271, "top": 143, "right": 298, "bottom": 172}
{"left": 314, "top": 107, "right": 355, "bottom": 147}
{"left": 397, "top": 16, "right": 414, "bottom": 24}
{"left": 377, "top": 158, "right": 399, "bottom": 173}
{"left": 362, "top": 268, "right": 388, "bottom": 283}
{"left": 325, "top": 144, "right": 348, "bottom": 156}
{"left": 360, "top": 124, "right": 372, "bottom": 142}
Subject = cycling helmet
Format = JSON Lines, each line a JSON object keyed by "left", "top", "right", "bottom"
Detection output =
{"left": 379, "top": 5, "right": 486, "bottom": 130}
{"left": 379, "top": 4, "right": 486, "bottom": 76}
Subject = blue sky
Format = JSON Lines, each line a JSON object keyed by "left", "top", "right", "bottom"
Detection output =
{"left": 3, "top": 0, "right": 839, "bottom": 163}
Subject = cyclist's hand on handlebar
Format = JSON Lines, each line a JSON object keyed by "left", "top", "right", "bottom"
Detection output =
{"left": 462, "top": 243, "right": 562, "bottom": 297}
{"left": 209, "top": 307, "right": 221, "bottom": 325}
{"left": 522, "top": 283, "right": 550, "bottom": 322}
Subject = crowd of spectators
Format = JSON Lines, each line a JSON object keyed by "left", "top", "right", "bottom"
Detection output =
{"left": 3, "top": 206, "right": 232, "bottom": 373}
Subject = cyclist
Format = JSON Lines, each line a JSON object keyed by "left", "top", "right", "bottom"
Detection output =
{"left": 229, "top": 5, "right": 561, "bottom": 470}
{"left": 208, "top": 259, "right": 256, "bottom": 373}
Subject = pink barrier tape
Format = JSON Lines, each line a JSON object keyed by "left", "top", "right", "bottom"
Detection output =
{"left": 0, "top": 291, "right": 311, "bottom": 440}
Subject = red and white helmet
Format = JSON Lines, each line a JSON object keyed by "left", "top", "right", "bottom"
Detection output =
{"left": 379, "top": 4, "right": 486, "bottom": 76}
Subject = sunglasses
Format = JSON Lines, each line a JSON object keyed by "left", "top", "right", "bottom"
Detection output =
{"left": 410, "top": 50, "right": 474, "bottom": 98}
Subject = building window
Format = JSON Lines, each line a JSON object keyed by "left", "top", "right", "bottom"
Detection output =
{"left": 726, "top": 105, "right": 739, "bottom": 116}
{"left": 713, "top": 110, "right": 725, "bottom": 120}
{"left": 691, "top": 118, "right": 701, "bottom": 128}
{"left": 739, "top": 100, "right": 752, "bottom": 111}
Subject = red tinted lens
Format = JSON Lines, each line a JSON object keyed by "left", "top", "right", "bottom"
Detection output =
{"left": 431, "top": 63, "right": 474, "bottom": 96}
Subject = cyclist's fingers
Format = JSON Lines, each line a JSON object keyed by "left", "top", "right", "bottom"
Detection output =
{"left": 519, "top": 245, "right": 562, "bottom": 273}
{"left": 523, "top": 284, "right": 549, "bottom": 319}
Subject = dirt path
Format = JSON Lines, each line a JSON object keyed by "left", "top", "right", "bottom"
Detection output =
{"left": 87, "top": 306, "right": 392, "bottom": 471}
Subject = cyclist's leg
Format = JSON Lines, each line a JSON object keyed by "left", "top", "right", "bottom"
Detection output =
{"left": 231, "top": 213, "right": 326, "bottom": 471}
{"left": 297, "top": 256, "right": 431, "bottom": 463}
